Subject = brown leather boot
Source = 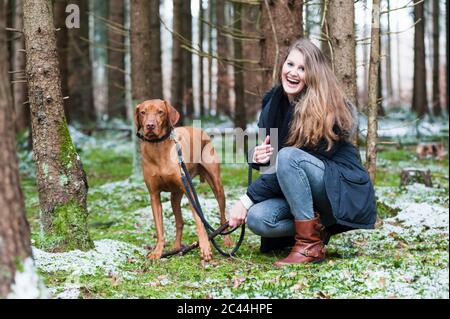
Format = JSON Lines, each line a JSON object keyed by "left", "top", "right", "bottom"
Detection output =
{"left": 274, "top": 217, "right": 326, "bottom": 267}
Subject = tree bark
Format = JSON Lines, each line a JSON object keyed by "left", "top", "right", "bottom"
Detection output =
{"left": 385, "top": 0, "right": 393, "bottom": 103}
{"left": 320, "top": 0, "right": 331, "bottom": 64}
{"left": 366, "top": 0, "right": 380, "bottom": 183}
{"left": 11, "top": 0, "right": 30, "bottom": 133}
{"left": 149, "top": 0, "right": 163, "bottom": 99}
{"left": 260, "top": 0, "right": 303, "bottom": 93}
{"left": 412, "top": 0, "right": 428, "bottom": 117}
{"left": 54, "top": 0, "right": 70, "bottom": 122}
{"left": 199, "top": 0, "right": 205, "bottom": 117}
{"left": 171, "top": 0, "right": 185, "bottom": 124}
{"left": 431, "top": 0, "right": 441, "bottom": 117}
{"left": 67, "top": 0, "right": 95, "bottom": 124}
{"left": 326, "top": 0, "right": 358, "bottom": 145}
{"left": 233, "top": 1, "right": 246, "bottom": 130}
{"left": 108, "top": 0, "right": 126, "bottom": 119}
{"left": 242, "top": 2, "right": 262, "bottom": 120}
{"left": 207, "top": 0, "right": 214, "bottom": 115}
{"left": 183, "top": 0, "right": 194, "bottom": 120}
{"left": 0, "top": 1, "right": 33, "bottom": 297}
{"left": 326, "top": 0, "right": 357, "bottom": 106}
{"left": 23, "top": 0, "right": 93, "bottom": 252}
{"left": 216, "top": 0, "right": 230, "bottom": 116}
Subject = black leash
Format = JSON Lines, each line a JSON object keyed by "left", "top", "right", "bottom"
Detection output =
{"left": 137, "top": 129, "right": 247, "bottom": 258}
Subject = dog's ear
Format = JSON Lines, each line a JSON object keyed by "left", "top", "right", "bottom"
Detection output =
{"left": 164, "top": 100, "right": 180, "bottom": 127}
{"left": 134, "top": 104, "right": 142, "bottom": 132}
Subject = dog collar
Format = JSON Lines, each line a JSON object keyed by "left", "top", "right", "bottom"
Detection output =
{"left": 136, "top": 129, "right": 173, "bottom": 143}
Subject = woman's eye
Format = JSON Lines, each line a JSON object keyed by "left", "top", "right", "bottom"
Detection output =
{"left": 299, "top": 67, "right": 305, "bottom": 72}
{"left": 287, "top": 62, "right": 294, "bottom": 67}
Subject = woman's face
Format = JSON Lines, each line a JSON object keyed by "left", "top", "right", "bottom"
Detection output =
{"left": 281, "top": 49, "right": 306, "bottom": 101}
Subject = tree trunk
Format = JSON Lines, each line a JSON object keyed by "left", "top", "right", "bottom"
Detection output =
{"left": 320, "top": 0, "right": 331, "bottom": 64}
{"left": 366, "top": 0, "right": 380, "bottom": 183}
{"left": 207, "top": 0, "right": 214, "bottom": 115}
{"left": 432, "top": 0, "right": 441, "bottom": 117}
{"left": 183, "top": 0, "right": 194, "bottom": 120}
{"left": 199, "top": 0, "right": 205, "bottom": 117}
{"left": 11, "top": 0, "right": 29, "bottom": 133}
{"left": 23, "top": 0, "right": 93, "bottom": 252}
{"left": 412, "top": 0, "right": 428, "bottom": 117}
{"left": 326, "top": 0, "right": 358, "bottom": 145}
{"left": 149, "top": 0, "right": 163, "bottom": 99}
{"left": 54, "top": 0, "right": 70, "bottom": 122}
{"left": 242, "top": 2, "right": 262, "bottom": 120}
{"left": 108, "top": 0, "right": 126, "bottom": 119}
{"left": 327, "top": 0, "right": 357, "bottom": 106}
{"left": 67, "top": 0, "right": 95, "bottom": 124}
{"left": 171, "top": 0, "right": 185, "bottom": 124}
{"left": 91, "top": 0, "right": 108, "bottom": 120}
{"left": 233, "top": 1, "right": 246, "bottom": 130}
{"left": 215, "top": 0, "right": 230, "bottom": 117}
{"left": 260, "top": 0, "right": 303, "bottom": 93}
{"left": 385, "top": 0, "right": 393, "bottom": 103}
{"left": 377, "top": 33, "right": 385, "bottom": 116}
{"left": 0, "top": 1, "right": 33, "bottom": 297}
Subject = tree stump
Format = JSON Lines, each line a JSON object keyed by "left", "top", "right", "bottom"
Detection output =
{"left": 400, "top": 168, "right": 432, "bottom": 187}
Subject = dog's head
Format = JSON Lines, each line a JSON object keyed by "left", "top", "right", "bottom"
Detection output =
{"left": 135, "top": 99, "right": 180, "bottom": 139}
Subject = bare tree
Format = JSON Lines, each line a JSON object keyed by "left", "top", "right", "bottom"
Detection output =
{"left": 23, "top": 0, "right": 93, "bottom": 252}
{"left": 172, "top": 0, "right": 185, "bottom": 124}
{"left": 11, "top": 0, "right": 29, "bottom": 133}
{"left": 207, "top": 0, "right": 214, "bottom": 115}
{"left": 149, "top": 0, "right": 163, "bottom": 99}
{"left": 54, "top": 0, "right": 69, "bottom": 121}
{"left": 385, "top": 0, "right": 393, "bottom": 102}
{"left": 67, "top": 0, "right": 95, "bottom": 124}
{"left": 108, "top": 0, "right": 126, "bottom": 119}
{"left": 0, "top": 0, "right": 33, "bottom": 297}
{"left": 326, "top": 0, "right": 357, "bottom": 106}
{"left": 412, "top": 0, "right": 428, "bottom": 117}
{"left": 199, "top": 0, "right": 205, "bottom": 117}
{"left": 260, "top": 0, "right": 303, "bottom": 93}
{"left": 242, "top": 2, "right": 262, "bottom": 120}
{"left": 233, "top": 1, "right": 246, "bottom": 130}
{"left": 366, "top": 0, "right": 381, "bottom": 183}
{"left": 183, "top": 0, "right": 194, "bottom": 120}
{"left": 431, "top": 0, "right": 441, "bottom": 117}
{"left": 216, "top": 0, "right": 230, "bottom": 116}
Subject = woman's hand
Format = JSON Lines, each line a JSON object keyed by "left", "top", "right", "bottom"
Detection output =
{"left": 253, "top": 135, "right": 274, "bottom": 164}
{"left": 228, "top": 200, "right": 248, "bottom": 228}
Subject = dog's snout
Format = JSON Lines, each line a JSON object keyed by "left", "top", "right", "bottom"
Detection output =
{"left": 146, "top": 123, "right": 156, "bottom": 131}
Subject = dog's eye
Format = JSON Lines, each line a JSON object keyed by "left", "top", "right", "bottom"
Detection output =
{"left": 157, "top": 110, "right": 164, "bottom": 115}
{"left": 140, "top": 111, "right": 145, "bottom": 115}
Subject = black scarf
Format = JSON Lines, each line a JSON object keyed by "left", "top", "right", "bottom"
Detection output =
{"left": 263, "top": 85, "right": 299, "bottom": 150}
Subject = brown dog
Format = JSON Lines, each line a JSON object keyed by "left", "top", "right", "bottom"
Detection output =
{"left": 135, "top": 99, "right": 231, "bottom": 261}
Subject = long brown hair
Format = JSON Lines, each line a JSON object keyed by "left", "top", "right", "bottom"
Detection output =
{"left": 280, "top": 39, "right": 356, "bottom": 151}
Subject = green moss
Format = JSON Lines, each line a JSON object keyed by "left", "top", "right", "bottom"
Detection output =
{"left": 58, "top": 121, "right": 78, "bottom": 169}
{"left": 38, "top": 200, "right": 93, "bottom": 252}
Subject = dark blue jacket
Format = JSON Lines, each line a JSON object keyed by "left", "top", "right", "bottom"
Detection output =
{"left": 247, "top": 88, "right": 377, "bottom": 230}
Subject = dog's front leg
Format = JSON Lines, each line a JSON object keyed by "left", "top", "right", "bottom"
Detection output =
{"left": 148, "top": 193, "right": 165, "bottom": 259}
{"left": 187, "top": 201, "right": 212, "bottom": 261}
{"left": 170, "top": 191, "right": 184, "bottom": 251}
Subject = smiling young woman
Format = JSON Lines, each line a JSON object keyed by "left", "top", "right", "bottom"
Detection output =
{"left": 228, "top": 38, "right": 376, "bottom": 267}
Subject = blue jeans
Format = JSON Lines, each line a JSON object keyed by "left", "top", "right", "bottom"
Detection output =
{"left": 247, "top": 147, "right": 329, "bottom": 238}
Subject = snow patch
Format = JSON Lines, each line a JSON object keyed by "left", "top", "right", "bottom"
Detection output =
{"left": 33, "top": 239, "right": 145, "bottom": 277}
{"left": 7, "top": 257, "right": 49, "bottom": 299}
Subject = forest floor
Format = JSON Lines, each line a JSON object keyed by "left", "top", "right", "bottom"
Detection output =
{"left": 19, "top": 111, "right": 449, "bottom": 299}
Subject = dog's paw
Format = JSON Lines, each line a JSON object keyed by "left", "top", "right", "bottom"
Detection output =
{"left": 200, "top": 245, "right": 212, "bottom": 262}
{"left": 147, "top": 245, "right": 164, "bottom": 260}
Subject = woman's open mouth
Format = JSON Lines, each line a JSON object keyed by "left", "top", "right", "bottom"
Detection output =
{"left": 285, "top": 77, "right": 300, "bottom": 88}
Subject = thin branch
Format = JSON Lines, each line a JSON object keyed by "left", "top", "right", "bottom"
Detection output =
{"left": 380, "top": 0, "right": 423, "bottom": 15}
